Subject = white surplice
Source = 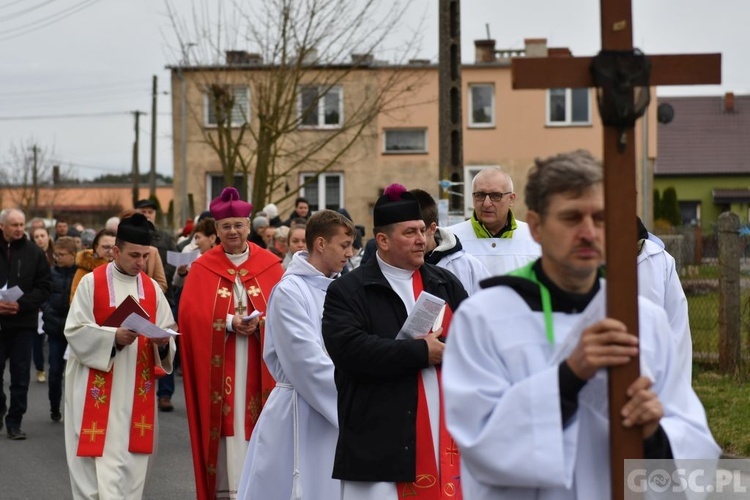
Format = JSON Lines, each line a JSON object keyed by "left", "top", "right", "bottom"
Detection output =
{"left": 431, "top": 227, "right": 491, "bottom": 296}
{"left": 443, "top": 282, "right": 720, "bottom": 500}
{"left": 238, "top": 252, "right": 339, "bottom": 500}
{"left": 64, "top": 264, "right": 175, "bottom": 500}
{"left": 449, "top": 219, "right": 541, "bottom": 277}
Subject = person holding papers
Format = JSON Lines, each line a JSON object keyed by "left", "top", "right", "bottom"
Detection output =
{"left": 322, "top": 184, "right": 468, "bottom": 500}
{"left": 179, "top": 187, "right": 283, "bottom": 500}
{"left": 63, "top": 213, "right": 176, "bottom": 499}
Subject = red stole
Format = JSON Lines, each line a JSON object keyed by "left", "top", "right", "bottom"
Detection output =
{"left": 398, "top": 270, "right": 462, "bottom": 499}
{"left": 76, "top": 265, "right": 158, "bottom": 457}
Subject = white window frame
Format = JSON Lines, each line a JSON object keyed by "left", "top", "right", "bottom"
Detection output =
{"left": 299, "top": 172, "right": 344, "bottom": 211}
{"left": 383, "top": 128, "right": 428, "bottom": 154}
{"left": 297, "top": 85, "right": 343, "bottom": 129}
{"left": 204, "top": 86, "right": 250, "bottom": 128}
{"left": 205, "top": 173, "right": 251, "bottom": 210}
{"left": 463, "top": 165, "right": 500, "bottom": 219}
{"left": 546, "top": 88, "right": 591, "bottom": 126}
{"left": 468, "top": 83, "right": 495, "bottom": 128}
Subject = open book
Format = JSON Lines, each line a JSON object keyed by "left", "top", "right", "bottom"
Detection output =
{"left": 101, "top": 295, "right": 148, "bottom": 327}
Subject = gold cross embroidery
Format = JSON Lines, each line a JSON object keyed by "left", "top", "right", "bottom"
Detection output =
{"left": 209, "top": 428, "right": 220, "bottom": 440}
{"left": 133, "top": 415, "right": 153, "bottom": 438}
{"left": 211, "top": 391, "right": 222, "bottom": 404}
{"left": 217, "top": 287, "right": 231, "bottom": 298}
{"left": 445, "top": 439, "right": 459, "bottom": 466}
{"left": 247, "top": 285, "right": 261, "bottom": 297}
{"left": 207, "top": 464, "right": 217, "bottom": 475}
{"left": 82, "top": 421, "right": 106, "bottom": 443}
{"left": 212, "top": 319, "right": 226, "bottom": 331}
{"left": 211, "top": 355, "right": 223, "bottom": 367}
{"left": 222, "top": 403, "right": 232, "bottom": 416}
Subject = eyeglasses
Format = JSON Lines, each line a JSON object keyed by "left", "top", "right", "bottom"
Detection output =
{"left": 472, "top": 191, "right": 513, "bottom": 203}
{"left": 218, "top": 222, "right": 248, "bottom": 232}
{"left": 98, "top": 245, "right": 114, "bottom": 251}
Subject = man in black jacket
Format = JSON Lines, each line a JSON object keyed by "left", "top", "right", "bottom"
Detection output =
{"left": 0, "top": 208, "right": 52, "bottom": 440}
{"left": 322, "top": 184, "right": 468, "bottom": 499}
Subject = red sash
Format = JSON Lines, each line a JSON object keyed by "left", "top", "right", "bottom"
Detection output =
{"left": 206, "top": 273, "right": 271, "bottom": 494}
{"left": 76, "top": 265, "right": 158, "bottom": 457}
{"left": 398, "top": 270, "right": 462, "bottom": 499}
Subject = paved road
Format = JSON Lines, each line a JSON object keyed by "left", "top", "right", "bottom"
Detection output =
{"left": 0, "top": 352, "right": 196, "bottom": 499}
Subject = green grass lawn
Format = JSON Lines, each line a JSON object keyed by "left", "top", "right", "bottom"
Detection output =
{"left": 693, "top": 366, "right": 750, "bottom": 457}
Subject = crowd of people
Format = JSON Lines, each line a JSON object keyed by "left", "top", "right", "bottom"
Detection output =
{"left": 0, "top": 149, "right": 721, "bottom": 499}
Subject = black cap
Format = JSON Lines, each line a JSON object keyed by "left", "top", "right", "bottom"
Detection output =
{"left": 117, "top": 213, "right": 155, "bottom": 246}
{"left": 373, "top": 183, "right": 422, "bottom": 227}
{"left": 135, "top": 199, "right": 157, "bottom": 210}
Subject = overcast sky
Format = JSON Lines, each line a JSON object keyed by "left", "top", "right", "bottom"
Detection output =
{"left": 0, "top": 0, "right": 745, "bottom": 181}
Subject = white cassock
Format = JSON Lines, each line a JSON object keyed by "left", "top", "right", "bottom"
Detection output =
{"left": 638, "top": 235, "right": 692, "bottom": 381}
{"left": 431, "top": 227, "right": 491, "bottom": 296}
{"left": 238, "top": 252, "right": 340, "bottom": 500}
{"left": 339, "top": 254, "right": 441, "bottom": 500}
{"left": 443, "top": 281, "right": 720, "bottom": 500}
{"left": 64, "top": 265, "right": 176, "bottom": 500}
{"left": 449, "top": 219, "right": 541, "bottom": 277}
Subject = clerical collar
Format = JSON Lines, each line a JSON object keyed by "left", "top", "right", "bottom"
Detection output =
{"left": 224, "top": 243, "right": 249, "bottom": 257}
{"left": 113, "top": 263, "right": 132, "bottom": 277}
{"left": 533, "top": 259, "right": 600, "bottom": 313}
{"left": 225, "top": 244, "right": 249, "bottom": 267}
{"left": 375, "top": 251, "right": 414, "bottom": 281}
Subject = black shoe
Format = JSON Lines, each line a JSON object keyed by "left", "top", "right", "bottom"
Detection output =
{"left": 51, "top": 408, "right": 62, "bottom": 422}
{"left": 0, "top": 403, "right": 6, "bottom": 432}
{"left": 158, "top": 397, "right": 174, "bottom": 412}
{"left": 7, "top": 428, "right": 26, "bottom": 440}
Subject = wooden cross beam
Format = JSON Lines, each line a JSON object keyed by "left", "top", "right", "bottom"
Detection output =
{"left": 511, "top": 2, "right": 720, "bottom": 499}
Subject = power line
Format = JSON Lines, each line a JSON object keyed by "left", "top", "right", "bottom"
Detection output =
{"left": 0, "top": 0, "right": 102, "bottom": 41}
{"left": 0, "top": 110, "right": 130, "bottom": 121}
{"left": 0, "top": 79, "right": 147, "bottom": 97}
{"left": 0, "top": 0, "right": 59, "bottom": 24}
{"left": 0, "top": 0, "right": 28, "bottom": 12}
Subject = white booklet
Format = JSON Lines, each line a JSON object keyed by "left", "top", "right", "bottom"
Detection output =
{"left": 167, "top": 250, "right": 200, "bottom": 267}
{"left": 0, "top": 285, "right": 23, "bottom": 302}
{"left": 122, "top": 313, "right": 180, "bottom": 339}
{"left": 397, "top": 291, "right": 446, "bottom": 340}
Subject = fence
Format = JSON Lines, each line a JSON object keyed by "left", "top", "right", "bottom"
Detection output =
{"left": 658, "top": 217, "right": 750, "bottom": 371}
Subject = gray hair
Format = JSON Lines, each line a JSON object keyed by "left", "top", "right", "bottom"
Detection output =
{"left": 104, "top": 216, "right": 120, "bottom": 232}
{"left": 525, "top": 150, "right": 603, "bottom": 216}
{"left": 0, "top": 208, "right": 24, "bottom": 224}
{"left": 471, "top": 167, "right": 514, "bottom": 192}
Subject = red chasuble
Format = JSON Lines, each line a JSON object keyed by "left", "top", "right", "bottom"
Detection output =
{"left": 179, "top": 243, "right": 283, "bottom": 500}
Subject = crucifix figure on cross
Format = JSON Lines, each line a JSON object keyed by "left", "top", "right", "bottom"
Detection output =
{"left": 510, "top": 1, "right": 720, "bottom": 499}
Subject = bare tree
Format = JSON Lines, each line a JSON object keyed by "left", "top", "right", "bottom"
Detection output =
{"left": 166, "top": 0, "right": 428, "bottom": 209}
{"left": 0, "top": 138, "right": 74, "bottom": 215}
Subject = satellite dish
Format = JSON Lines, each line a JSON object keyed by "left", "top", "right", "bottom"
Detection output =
{"left": 657, "top": 103, "right": 674, "bottom": 124}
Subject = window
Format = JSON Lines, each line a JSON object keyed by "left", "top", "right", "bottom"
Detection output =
{"left": 547, "top": 88, "right": 590, "bottom": 125}
{"left": 383, "top": 129, "right": 427, "bottom": 153}
{"left": 298, "top": 86, "right": 342, "bottom": 128}
{"left": 469, "top": 84, "right": 494, "bottom": 127}
{"left": 678, "top": 201, "right": 701, "bottom": 227}
{"left": 300, "top": 173, "right": 343, "bottom": 211}
{"left": 204, "top": 86, "right": 249, "bottom": 127}
{"left": 206, "top": 173, "right": 248, "bottom": 206}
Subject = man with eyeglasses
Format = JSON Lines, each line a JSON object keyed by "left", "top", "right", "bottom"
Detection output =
{"left": 179, "top": 187, "right": 284, "bottom": 500}
{"left": 450, "top": 167, "right": 540, "bottom": 276}
{"left": 0, "top": 208, "right": 51, "bottom": 440}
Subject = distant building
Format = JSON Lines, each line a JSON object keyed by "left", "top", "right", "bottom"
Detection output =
{"left": 169, "top": 38, "right": 655, "bottom": 230}
{"left": 655, "top": 93, "right": 750, "bottom": 232}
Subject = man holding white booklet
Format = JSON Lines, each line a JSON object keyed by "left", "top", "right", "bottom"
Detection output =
{"left": 64, "top": 213, "right": 176, "bottom": 499}
{"left": 322, "top": 183, "right": 468, "bottom": 500}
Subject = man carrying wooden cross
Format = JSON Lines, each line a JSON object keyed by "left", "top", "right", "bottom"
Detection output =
{"left": 443, "top": 150, "right": 719, "bottom": 499}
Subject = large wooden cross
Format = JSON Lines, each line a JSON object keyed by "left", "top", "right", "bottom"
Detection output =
{"left": 511, "top": 2, "right": 720, "bottom": 499}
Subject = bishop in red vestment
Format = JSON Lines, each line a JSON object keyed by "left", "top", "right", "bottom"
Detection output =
{"left": 179, "top": 187, "right": 284, "bottom": 500}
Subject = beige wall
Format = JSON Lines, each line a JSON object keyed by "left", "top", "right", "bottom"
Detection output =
{"left": 171, "top": 63, "right": 657, "bottom": 231}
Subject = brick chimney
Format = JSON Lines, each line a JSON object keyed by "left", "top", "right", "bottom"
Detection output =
{"left": 524, "top": 38, "right": 548, "bottom": 58}
{"left": 225, "top": 51, "right": 262, "bottom": 65}
{"left": 474, "top": 39, "right": 496, "bottom": 63}
{"left": 725, "top": 92, "right": 735, "bottom": 113}
{"left": 351, "top": 53, "right": 374, "bottom": 66}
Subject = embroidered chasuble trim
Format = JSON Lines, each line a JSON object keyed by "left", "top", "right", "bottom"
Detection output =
{"left": 77, "top": 265, "right": 158, "bottom": 457}
{"left": 204, "top": 270, "right": 273, "bottom": 496}
{"left": 397, "top": 270, "right": 462, "bottom": 499}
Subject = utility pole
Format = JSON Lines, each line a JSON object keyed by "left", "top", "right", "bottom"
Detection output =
{"left": 131, "top": 110, "right": 146, "bottom": 208}
{"left": 31, "top": 144, "right": 39, "bottom": 211}
{"left": 438, "top": 0, "right": 463, "bottom": 212}
{"left": 149, "top": 75, "right": 158, "bottom": 198}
